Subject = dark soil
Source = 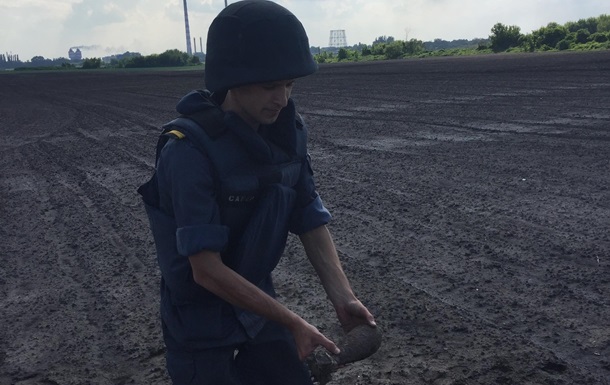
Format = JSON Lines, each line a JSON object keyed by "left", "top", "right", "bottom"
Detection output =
{"left": 1, "top": 51, "right": 609, "bottom": 385}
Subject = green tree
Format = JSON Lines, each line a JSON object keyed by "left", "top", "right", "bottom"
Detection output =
{"left": 82, "top": 57, "right": 101, "bottom": 69}
{"left": 373, "top": 35, "right": 394, "bottom": 44}
{"left": 157, "top": 49, "right": 188, "bottom": 67}
{"left": 575, "top": 29, "right": 591, "bottom": 44}
{"left": 519, "top": 34, "right": 536, "bottom": 52}
{"left": 598, "top": 14, "right": 610, "bottom": 32}
{"left": 566, "top": 17, "right": 598, "bottom": 34}
{"left": 337, "top": 48, "right": 348, "bottom": 61}
{"left": 371, "top": 42, "right": 386, "bottom": 56}
{"left": 404, "top": 39, "right": 424, "bottom": 55}
{"left": 590, "top": 32, "right": 609, "bottom": 43}
{"left": 556, "top": 39, "right": 571, "bottom": 50}
{"left": 490, "top": 23, "right": 522, "bottom": 52}
{"left": 533, "top": 23, "right": 568, "bottom": 49}
{"left": 384, "top": 41, "right": 405, "bottom": 59}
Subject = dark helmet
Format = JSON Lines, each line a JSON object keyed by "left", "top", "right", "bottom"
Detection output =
{"left": 204, "top": 0, "right": 318, "bottom": 93}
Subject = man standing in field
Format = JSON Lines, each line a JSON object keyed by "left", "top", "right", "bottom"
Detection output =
{"left": 138, "top": 1, "right": 376, "bottom": 384}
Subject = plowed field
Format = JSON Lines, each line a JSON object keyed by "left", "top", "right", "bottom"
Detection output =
{"left": 1, "top": 51, "right": 609, "bottom": 385}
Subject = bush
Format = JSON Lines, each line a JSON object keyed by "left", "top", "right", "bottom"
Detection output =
{"left": 313, "top": 51, "right": 333, "bottom": 64}
{"left": 384, "top": 41, "right": 405, "bottom": 59}
{"left": 571, "top": 41, "right": 610, "bottom": 51}
{"left": 557, "top": 39, "right": 572, "bottom": 50}
{"left": 590, "top": 32, "right": 609, "bottom": 43}
{"left": 575, "top": 29, "right": 591, "bottom": 44}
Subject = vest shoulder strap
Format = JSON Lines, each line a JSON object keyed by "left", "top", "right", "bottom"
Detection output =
{"left": 159, "top": 107, "right": 307, "bottom": 190}
{"left": 183, "top": 107, "right": 226, "bottom": 139}
{"left": 160, "top": 112, "right": 239, "bottom": 179}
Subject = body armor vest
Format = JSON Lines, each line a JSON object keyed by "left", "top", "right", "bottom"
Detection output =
{"left": 138, "top": 101, "right": 308, "bottom": 300}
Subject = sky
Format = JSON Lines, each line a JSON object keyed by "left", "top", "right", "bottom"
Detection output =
{"left": 1, "top": 0, "right": 608, "bottom": 61}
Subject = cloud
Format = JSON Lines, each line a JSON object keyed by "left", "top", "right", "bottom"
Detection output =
{"left": 61, "top": 1, "right": 127, "bottom": 40}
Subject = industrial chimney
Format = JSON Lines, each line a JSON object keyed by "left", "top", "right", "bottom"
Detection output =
{"left": 183, "top": 0, "right": 193, "bottom": 55}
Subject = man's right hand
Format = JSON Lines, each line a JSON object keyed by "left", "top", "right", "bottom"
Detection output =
{"left": 289, "top": 318, "right": 340, "bottom": 361}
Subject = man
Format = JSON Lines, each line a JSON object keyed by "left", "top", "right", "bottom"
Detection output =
{"left": 138, "top": 1, "right": 376, "bottom": 384}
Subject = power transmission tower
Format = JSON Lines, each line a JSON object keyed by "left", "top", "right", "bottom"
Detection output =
{"left": 329, "top": 30, "right": 348, "bottom": 48}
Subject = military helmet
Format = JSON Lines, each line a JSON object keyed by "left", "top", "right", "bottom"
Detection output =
{"left": 204, "top": 0, "right": 318, "bottom": 93}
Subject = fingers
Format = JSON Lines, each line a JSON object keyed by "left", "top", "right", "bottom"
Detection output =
{"left": 351, "top": 302, "right": 376, "bottom": 326}
{"left": 364, "top": 308, "right": 377, "bottom": 327}
{"left": 319, "top": 334, "right": 340, "bottom": 356}
{"left": 294, "top": 325, "right": 340, "bottom": 361}
{"left": 366, "top": 315, "right": 377, "bottom": 327}
{"left": 337, "top": 300, "right": 377, "bottom": 331}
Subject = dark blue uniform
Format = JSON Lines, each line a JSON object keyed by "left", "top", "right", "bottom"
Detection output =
{"left": 139, "top": 90, "right": 331, "bottom": 384}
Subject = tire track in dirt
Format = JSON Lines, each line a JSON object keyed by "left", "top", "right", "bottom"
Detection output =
{"left": 0, "top": 77, "right": 169, "bottom": 383}
{"left": 300, "top": 110, "right": 610, "bottom": 383}
{"left": 297, "top": 59, "right": 610, "bottom": 380}
{"left": 1, "top": 138, "right": 164, "bottom": 384}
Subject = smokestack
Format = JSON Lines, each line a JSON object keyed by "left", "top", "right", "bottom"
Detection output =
{"left": 200, "top": 37, "right": 203, "bottom": 54}
{"left": 193, "top": 37, "right": 197, "bottom": 53}
{"left": 183, "top": 0, "right": 193, "bottom": 55}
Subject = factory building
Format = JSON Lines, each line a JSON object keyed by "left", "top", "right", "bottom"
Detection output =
{"left": 68, "top": 48, "right": 82, "bottom": 61}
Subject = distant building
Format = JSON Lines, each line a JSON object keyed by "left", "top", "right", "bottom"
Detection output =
{"left": 69, "top": 48, "right": 82, "bottom": 61}
{"left": 329, "top": 30, "right": 348, "bottom": 48}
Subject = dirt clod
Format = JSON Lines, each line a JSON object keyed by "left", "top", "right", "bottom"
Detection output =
{"left": 307, "top": 325, "right": 383, "bottom": 383}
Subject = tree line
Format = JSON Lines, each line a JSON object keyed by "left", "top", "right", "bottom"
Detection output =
{"left": 312, "top": 14, "right": 609, "bottom": 63}
{"left": 489, "top": 15, "right": 609, "bottom": 52}
{"left": 80, "top": 49, "right": 201, "bottom": 69}
{"left": 2, "top": 49, "right": 201, "bottom": 70}
{"left": 114, "top": 49, "right": 201, "bottom": 68}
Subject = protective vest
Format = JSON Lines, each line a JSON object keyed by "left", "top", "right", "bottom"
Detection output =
{"left": 138, "top": 100, "right": 308, "bottom": 300}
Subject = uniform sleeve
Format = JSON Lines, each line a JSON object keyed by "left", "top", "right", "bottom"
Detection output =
{"left": 289, "top": 154, "right": 332, "bottom": 235}
{"left": 156, "top": 138, "right": 229, "bottom": 256}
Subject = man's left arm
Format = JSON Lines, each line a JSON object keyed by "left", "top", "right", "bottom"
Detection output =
{"left": 299, "top": 225, "right": 376, "bottom": 332}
